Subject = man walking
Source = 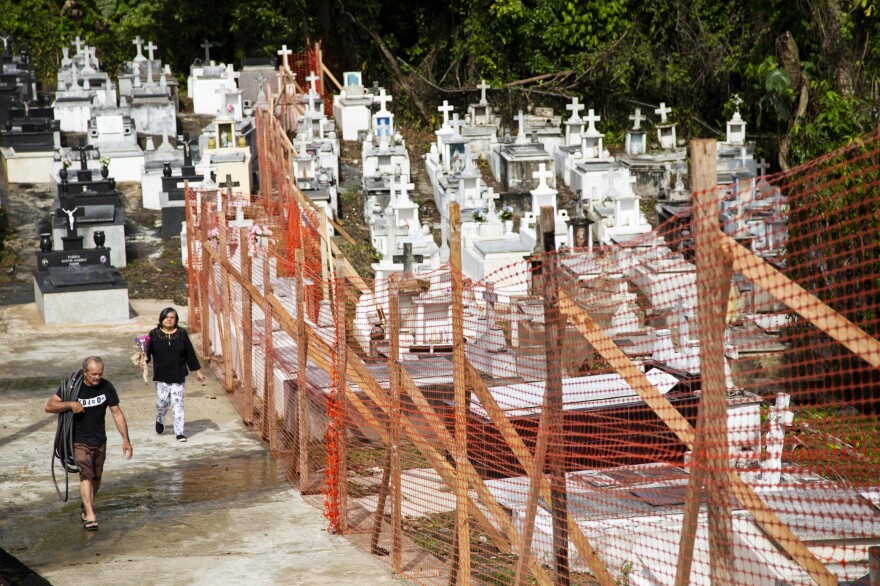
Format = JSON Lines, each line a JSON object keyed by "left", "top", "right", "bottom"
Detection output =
{"left": 45, "top": 356, "right": 132, "bottom": 530}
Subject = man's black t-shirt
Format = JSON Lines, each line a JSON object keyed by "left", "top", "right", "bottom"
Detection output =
{"left": 56, "top": 379, "right": 120, "bottom": 446}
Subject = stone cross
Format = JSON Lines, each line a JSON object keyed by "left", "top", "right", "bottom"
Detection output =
{"left": 132, "top": 36, "right": 145, "bottom": 61}
{"left": 739, "top": 146, "right": 749, "bottom": 169}
{"left": 484, "top": 283, "right": 499, "bottom": 329}
{"left": 201, "top": 39, "right": 214, "bottom": 63}
{"left": 374, "top": 88, "right": 392, "bottom": 112}
{"left": 218, "top": 175, "right": 241, "bottom": 213}
{"left": 515, "top": 110, "right": 528, "bottom": 144}
{"left": 448, "top": 113, "right": 464, "bottom": 136}
{"left": 74, "top": 36, "right": 84, "bottom": 56}
{"left": 532, "top": 163, "right": 554, "bottom": 190}
{"left": 145, "top": 55, "right": 155, "bottom": 86}
{"left": 629, "top": 107, "right": 646, "bottom": 130}
{"left": 756, "top": 158, "right": 769, "bottom": 176}
{"left": 306, "top": 70, "right": 320, "bottom": 94}
{"left": 438, "top": 100, "right": 453, "bottom": 128}
{"left": 81, "top": 46, "right": 94, "bottom": 74}
{"left": 584, "top": 108, "right": 600, "bottom": 134}
{"left": 90, "top": 46, "right": 100, "bottom": 71}
{"left": 566, "top": 96, "right": 585, "bottom": 121}
{"left": 655, "top": 102, "right": 671, "bottom": 124}
{"left": 132, "top": 62, "right": 142, "bottom": 88}
{"left": 477, "top": 79, "right": 490, "bottom": 105}
{"left": 732, "top": 94, "right": 744, "bottom": 112}
{"left": 396, "top": 179, "right": 416, "bottom": 204}
{"left": 145, "top": 40, "right": 157, "bottom": 62}
{"left": 393, "top": 242, "right": 423, "bottom": 274}
{"left": 229, "top": 194, "right": 250, "bottom": 226}
{"left": 277, "top": 44, "right": 292, "bottom": 71}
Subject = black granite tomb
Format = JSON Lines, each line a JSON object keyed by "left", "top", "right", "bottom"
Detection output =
{"left": 160, "top": 132, "right": 203, "bottom": 235}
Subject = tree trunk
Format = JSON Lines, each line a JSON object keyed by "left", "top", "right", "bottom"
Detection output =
{"left": 777, "top": 32, "right": 810, "bottom": 170}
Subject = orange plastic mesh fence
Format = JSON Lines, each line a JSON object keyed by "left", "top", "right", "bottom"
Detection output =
{"left": 184, "top": 122, "right": 880, "bottom": 584}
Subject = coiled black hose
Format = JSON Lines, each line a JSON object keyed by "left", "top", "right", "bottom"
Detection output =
{"left": 51, "top": 370, "right": 84, "bottom": 502}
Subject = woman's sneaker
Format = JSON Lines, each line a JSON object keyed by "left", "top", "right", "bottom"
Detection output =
{"left": 176, "top": 434, "right": 187, "bottom": 442}
{"left": 155, "top": 420, "right": 164, "bottom": 435}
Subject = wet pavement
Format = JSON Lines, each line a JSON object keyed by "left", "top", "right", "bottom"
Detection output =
{"left": 0, "top": 300, "right": 405, "bottom": 585}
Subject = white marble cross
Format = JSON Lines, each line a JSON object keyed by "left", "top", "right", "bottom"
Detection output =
{"left": 277, "top": 44, "right": 292, "bottom": 71}
{"left": 477, "top": 79, "right": 490, "bottom": 105}
{"left": 396, "top": 178, "right": 416, "bottom": 203}
{"left": 655, "top": 102, "right": 671, "bottom": 124}
{"left": 449, "top": 112, "right": 464, "bottom": 136}
{"left": 374, "top": 88, "right": 392, "bottom": 112}
{"left": 306, "top": 71, "right": 320, "bottom": 94}
{"left": 566, "top": 97, "right": 585, "bottom": 122}
{"left": 739, "top": 146, "right": 749, "bottom": 168}
{"left": 145, "top": 41, "right": 157, "bottom": 62}
{"left": 74, "top": 36, "right": 84, "bottom": 56}
{"left": 81, "top": 46, "right": 95, "bottom": 73}
{"left": 629, "top": 108, "right": 646, "bottom": 130}
{"left": 532, "top": 163, "right": 554, "bottom": 190}
{"left": 438, "top": 100, "right": 454, "bottom": 128}
{"left": 584, "top": 108, "right": 600, "bottom": 134}
{"left": 132, "top": 36, "right": 145, "bottom": 61}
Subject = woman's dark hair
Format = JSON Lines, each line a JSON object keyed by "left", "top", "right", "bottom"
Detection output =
{"left": 158, "top": 307, "right": 179, "bottom": 328}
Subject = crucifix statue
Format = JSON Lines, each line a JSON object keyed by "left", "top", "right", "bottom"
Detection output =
{"left": 70, "top": 143, "right": 94, "bottom": 171}
{"left": 393, "top": 242, "right": 423, "bottom": 274}
{"left": 58, "top": 196, "right": 85, "bottom": 237}
{"left": 177, "top": 132, "right": 194, "bottom": 166}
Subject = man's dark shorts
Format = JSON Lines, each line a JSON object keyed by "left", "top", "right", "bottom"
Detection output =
{"left": 74, "top": 443, "right": 107, "bottom": 482}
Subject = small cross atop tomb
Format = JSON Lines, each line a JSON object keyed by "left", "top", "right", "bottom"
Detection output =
{"left": 515, "top": 110, "right": 528, "bottom": 144}
{"left": 655, "top": 102, "right": 672, "bottom": 123}
{"left": 629, "top": 107, "right": 646, "bottom": 130}
{"left": 220, "top": 174, "right": 241, "bottom": 212}
{"left": 178, "top": 132, "right": 194, "bottom": 167}
{"left": 132, "top": 36, "right": 146, "bottom": 61}
{"left": 306, "top": 71, "right": 320, "bottom": 95}
{"left": 484, "top": 283, "right": 499, "bottom": 329}
{"left": 393, "top": 242, "right": 423, "bottom": 274}
{"left": 229, "top": 194, "right": 253, "bottom": 228}
{"left": 533, "top": 163, "right": 554, "bottom": 191}
{"left": 70, "top": 143, "right": 95, "bottom": 173}
{"left": 277, "top": 44, "right": 292, "bottom": 71}
{"left": 374, "top": 88, "right": 392, "bottom": 113}
{"left": 477, "top": 79, "right": 490, "bottom": 105}
{"left": 81, "top": 45, "right": 95, "bottom": 74}
{"left": 145, "top": 40, "right": 157, "bottom": 62}
{"left": 566, "top": 96, "right": 585, "bottom": 122}
{"left": 438, "top": 101, "right": 454, "bottom": 128}
{"left": 201, "top": 39, "right": 214, "bottom": 63}
{"left": 74, "top": 36, "right": 84, "bottom": 56}
{"left": 448, "top": 112, "right": 464, "bottom": 137}
{"left": 584, "top": 108, "right": 601, "bottom": 134}
{"left": 756, "top": 158, "right": 769, "bottom": 177}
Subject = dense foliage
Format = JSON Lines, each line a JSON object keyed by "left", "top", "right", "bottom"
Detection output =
{"left": 1, "top": 0, "right": 878, "bottom": 163}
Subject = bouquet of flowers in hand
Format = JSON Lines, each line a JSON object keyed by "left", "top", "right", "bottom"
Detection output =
{"left": 130, "top": 334, "right": 150, "bottom": 383}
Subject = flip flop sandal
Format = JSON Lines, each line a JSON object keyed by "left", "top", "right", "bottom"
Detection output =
{"left": 82, "top": 520, "right": 99, "bottom": 531}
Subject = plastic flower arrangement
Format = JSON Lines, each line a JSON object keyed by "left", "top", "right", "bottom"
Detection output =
{"left": 130, "top": 333, "right": 150, "bottom": 383}
{"left": 99, "top": 155, "right": 111, "bottom": 168}
{"left": 471, "top": 209, "right": 486, "bottom": 223}
{"left": 248, "top": 224, "right": 275, "bottom": 256}
{"left": 61, "top": 156, "right": 72, "bottom": 169}
{"left": 499, "top": 205, "right": 513, "bottom": 222}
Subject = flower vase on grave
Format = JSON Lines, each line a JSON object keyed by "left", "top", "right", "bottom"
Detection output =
{"left": 163, "top": 162, "right": 172, "bottom": 177}
{"left": 101, "top": 165, "right": 109, "bottom": 178}
{"left": 503, "top": 220, "right": 514, "bottom": 234}
{"left": 59, "top": 167, "right": 68, "bottom": 181}
{"left": 39, "top": 233, "right": 52, "bottom": 252}
{"left": 93, "top": 231, "right": 106, "bottom": 248}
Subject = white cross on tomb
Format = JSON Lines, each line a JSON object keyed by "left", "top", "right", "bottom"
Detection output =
{"left": 533, "top": 163, "right": 554, "bottom": 190}
{"left": 74, "top": 36, "right": 84, "bottom": 56}
{"left": 584, "top": 108, "right": 601, "bottom": 134}
{"left": 145, "top": 41, "right": 157, "bottom": 62}
{"left": 629, "top": 108, "right": 646, "bottom": 130}
{"left": 306, "top": 71, "right": 320, "bottom": 94}
{"left": 438, "top": 100, "right": 453, "bottom": 128}
{"left": 655, "top": 102, "right": 672, "bottom": 124}
{"left": 477, "top": 79, "right": 490, "bottom": 105}
{"left": 277, "top": 45, "right": 292, "bottom": 71}
{"left": 374, "top": 88, "right": 392, "bottom": 112}
{"left": 132, "top": 36, "right": 145, "bottom": 61}
{"left": 566, "top": 97, "right": 585, "bottom": 122}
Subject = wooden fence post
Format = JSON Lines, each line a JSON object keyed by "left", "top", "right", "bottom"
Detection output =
{"left": 296, "top": 249, "right": 310, "bottom": 488}
{"left": 199, "top": 200, "right": 211, "bottom": 359}
{"left": 449, "top": 202, "right": 471, "bottom": 584}
{"left": 388, "top": 274, "right": 403, "bottom": 573}
{"left": 241, "top": 227, "right": 254, "bottom": 425}
{"left": 675, "top": 139, "right": 734, "bottom": 586}
{"left": 334, "top": 258, "right": 349, "bottom": 532}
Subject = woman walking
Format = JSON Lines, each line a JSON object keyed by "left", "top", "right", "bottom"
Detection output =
{"left": 145, "top": 307, "right": 205, "bottom": 442}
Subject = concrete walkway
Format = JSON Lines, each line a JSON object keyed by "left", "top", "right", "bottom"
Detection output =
{"left": 0, "top": 300, "right": 405, "bottom": 585}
